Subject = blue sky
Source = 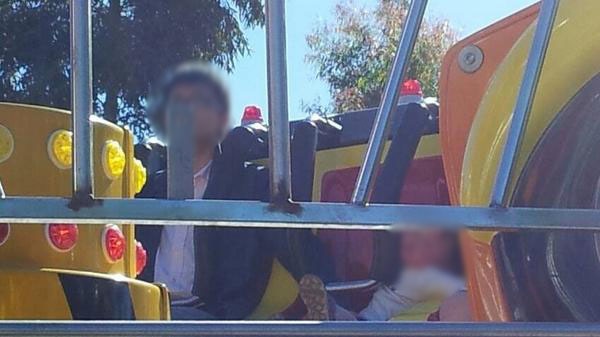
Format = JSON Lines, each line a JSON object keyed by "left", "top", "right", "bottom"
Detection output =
{"left": 227, "top": 0, "right": 537, "bottom": 123}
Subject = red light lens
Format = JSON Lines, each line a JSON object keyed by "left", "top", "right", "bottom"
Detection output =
{"left": 400, "top": 79, "right": 423, "bottom": 96}
{"left": 135, "top": 240, "right": 147, "bottom": 276}
{"left": 0, "top": 223, "right": 9, "bottom": 246}
{"left": 47, "top": 224, "right": 78, "bottom": 252}
{"left": 242, "top": 105, "right": 263, "bottom": 124}
{"left": 103, "top": 225, "right": 125, "bottom": 262}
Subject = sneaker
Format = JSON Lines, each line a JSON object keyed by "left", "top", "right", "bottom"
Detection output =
{"left": 299, "top": 274, "right": 330, "bottom": 320}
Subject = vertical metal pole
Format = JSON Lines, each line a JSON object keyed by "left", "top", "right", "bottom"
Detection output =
{"left": 167, "top": 106, "right": 195, "bottom": 200}
{"left": 489, "top": 0, "right": 559, "bottom": 207}
{"left": 70, "top": 0, "right": 94, "bottom": 198}
{"left": 265, "top": 0, "right": 292, "bottom": 202}
{"left": 351, "top": 0, "right": 428, "bottom": 205}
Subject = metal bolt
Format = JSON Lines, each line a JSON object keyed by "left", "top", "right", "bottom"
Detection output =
{"left": 458, "top": 44, "right": 484, "bottom": 73}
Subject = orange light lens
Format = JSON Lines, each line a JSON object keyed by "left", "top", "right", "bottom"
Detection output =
{"left": 103, "top": 225, "right": 125, "bottom": 262}
{"left": 47, "top": 224, "right": 78, "bottom": 252}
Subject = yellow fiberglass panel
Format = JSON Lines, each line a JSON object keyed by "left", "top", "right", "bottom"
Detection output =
{"left": 461, "top": 0, "right": 600, "bottom": 207}
{"left": 128, "top": 276, "right": 165, "bottom": 320}
{"left": 0, "top": 269, "right": 72, "bottom": 319}
{"left": 0, "top": 104, "right": 131, "bottom": 275}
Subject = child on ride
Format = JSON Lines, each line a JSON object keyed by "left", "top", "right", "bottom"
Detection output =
{"left": 299, "top": 229, "right": 471, "bottom": 321}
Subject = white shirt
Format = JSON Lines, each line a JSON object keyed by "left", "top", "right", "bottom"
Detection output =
{"left": 154, "top": 162, "right": 211, "bottom": 304}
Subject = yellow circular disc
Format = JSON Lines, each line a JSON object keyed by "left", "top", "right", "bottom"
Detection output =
{"left": 47, "top": 129, "right": 73, "bottom": 169}
{"left": 133, "top": 158, "right": 147, "bottom": 194}
{"left": 102, "top": 140, "right": 126, "bottom": 180}
{"left": 0, "top": 125, "right": 14, "bottom": 164}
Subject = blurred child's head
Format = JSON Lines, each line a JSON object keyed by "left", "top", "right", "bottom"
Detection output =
{"left": 399, "top": 230, "right": 461, "bottom": 273}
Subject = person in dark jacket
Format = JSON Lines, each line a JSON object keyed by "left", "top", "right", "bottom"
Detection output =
{"left": 137, "top": 62, "right": 334, "bottom": 320}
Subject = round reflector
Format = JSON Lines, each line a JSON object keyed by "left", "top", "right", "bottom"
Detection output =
{"left": 102, "top": 225, "right": 125, "bottom": 263}
{"left": 47, "top": 129, "right": 73, "bottom": 169}
{"left": 102, "top": 140, "right": 126, "bottom": 180}
{"left": 0, "top": 223, "right": 9, "bottom": 246}
{"left": 0, "top": 124, "right": 14, "bottom": 164}
{"left": 135, "top": 240, "right": 147, "bottom": 276}
{"left": 46, "top": 224, "right": 78, "bottom": 252}
{"left": 133, "top": 158, "right": 147, "bottom": 194}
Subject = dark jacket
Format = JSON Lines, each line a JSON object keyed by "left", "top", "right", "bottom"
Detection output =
{"left": 136, "top": 147, "right": 273, "bottom": 319}
{"left": 136, "top": 128, "right": 336, "bottom": 319}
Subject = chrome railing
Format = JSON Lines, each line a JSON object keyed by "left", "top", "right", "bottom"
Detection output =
{"left": 70, "top": 0, "right": 94, "bottom": 201}
{"left": 2, "top": 321, "right": 600, "bottom": 337}
{"left": 351, "top": 0, "right": 428, "bottom": 205}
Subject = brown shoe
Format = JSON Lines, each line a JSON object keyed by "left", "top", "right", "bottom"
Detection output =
{"left": 299, "top": 274, "right": 330, "bottom": 320}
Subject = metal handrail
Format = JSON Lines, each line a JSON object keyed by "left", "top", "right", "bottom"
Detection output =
{"left": 2, "top": 197, "right": 600, "bottom": 231}
{"left": 1, "top": 321, "right": 600, "bottom": 337}
{"left": 70, "top": 0, "right": 94, "bottom": 199}
{"left": 351, "top": 0, "right": 428, "bottom": 205}
{"left": 489, "top": 0, "right": 559, "bottom": 207}
{"left": 265, "top": 0, "right": 292, "bottom": 202}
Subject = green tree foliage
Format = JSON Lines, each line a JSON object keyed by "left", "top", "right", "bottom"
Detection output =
{"left": 306, "top": 0, "right": 457, "bottom": 113}
{"left": 0, "top": 0, "right": 263, "bottom": 138}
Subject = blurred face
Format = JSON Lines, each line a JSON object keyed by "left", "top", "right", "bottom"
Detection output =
{"left": 399, "top": 230, "right": 457, "bottom": 270}
{"left": 166, "top": 83, "right": 229, "bottom": 147}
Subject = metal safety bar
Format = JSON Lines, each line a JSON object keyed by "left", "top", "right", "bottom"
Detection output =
{"left": 489, "top": 0, "right": 559, "bottom": 207}
{"left": 265, "top": 0, "right": 292, "bottom": 201}
{"left": 351, "top": 0, "right": 428, "bottom": 205}
{"left": 2, "top": 321, "right": 600, "bottom": 337}
{"left": 70, "top": 0, "right": 94, "bottom": 199}
{"left": 2, "top": 197, "right": 600, "bottom": 231}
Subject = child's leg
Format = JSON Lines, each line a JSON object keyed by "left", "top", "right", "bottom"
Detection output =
{"left": 439, "top": 291, "right": 472, "bottom": 321}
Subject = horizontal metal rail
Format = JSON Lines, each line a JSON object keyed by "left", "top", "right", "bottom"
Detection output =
{"left": 1, "top": 321, "right": 600, "bottom": 337}
{"left": 1, "top": 197, "right": 600, "bottom": 231}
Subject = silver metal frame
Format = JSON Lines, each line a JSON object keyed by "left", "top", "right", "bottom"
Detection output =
{"left": 70, "top": 0, "right": 94, "bottom": 199}
{"left": 2, "top": 197, "right": 600, "bottom": 231}
{"left": 2, "top": 321, "right": 600, "bottom": 337}
{"left": 2, "top": 0, "right": 599, "bottom": 335}
{"left": 351, "top": 0, "right": 428, "bottom": 205}
{"left": 265, "top": 0, "right": 292, "bottom": 201}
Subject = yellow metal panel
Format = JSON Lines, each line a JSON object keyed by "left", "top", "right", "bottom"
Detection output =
{"left": 459, "top": 0, "right": 600, "bottom": 321}
{"left": 0, "top": 104, "right": 130, "bottom": 275}
{"left": 128, "top": 276, "right": 164, "bottom": 320}
{"left": 461, "top": 0, "right": 600, "bottom": 207}
{"left": 248, "top": 259, "right": 298, "bottom": 319}
{"left": 0, "top": 269, "right": 72, "bottom": 319}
